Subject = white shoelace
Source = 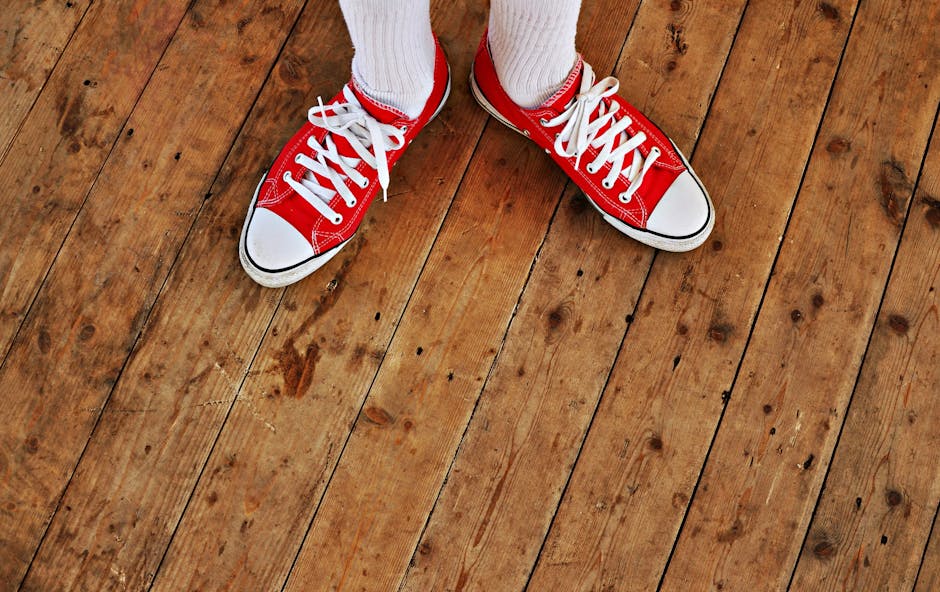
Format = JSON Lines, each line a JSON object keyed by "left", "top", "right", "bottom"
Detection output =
{"left": 540, "top": 63, "right": 660, "bottom": 204}
{"left": 282, "top": 87, "right": 406, "bottom": 225}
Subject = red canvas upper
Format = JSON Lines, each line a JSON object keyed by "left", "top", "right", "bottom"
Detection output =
{"left": 472, "top": 34, "right": 687, "bottom": 230}
{"left": 252, "top": 38, "right": 450, "bottom": 256}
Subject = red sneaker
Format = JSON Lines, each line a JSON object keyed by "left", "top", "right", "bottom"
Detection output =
{"left": 240, "top": 40, "right": 451, "bottom": 287}
{"left": 470, "top": 34, "right": 713, "bottom": 251}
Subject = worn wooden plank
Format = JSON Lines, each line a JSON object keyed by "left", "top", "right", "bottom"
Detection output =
{"left": 399, "top": 1, "right": 745, "bottom": 590}
{"left": 143, "top": 1, "right": 494, "bottom": 589}
{"left": 17, "top": 2, "right": 354, "bottom": 590}
{"left": 0, "top": 0, "right": 305, "bottom": 587}
{"left": 525, "top": 1, "right": 860, "bottom": 590}
{"left": 0, "top": 0, "right": 189, "bottom": 371}
{"left": 787, "top": 116, "right": 940, "bottom": 591}
{"left": 0, "top": 0, "right": 90, "bottom": 157}
{"left": 274, "top": 4, "right": 653, "bottom": 590}
{"left": 659, "top": 0, "right": 940, "bottom": 588}
{"left": 915, "top": 514, "right": 940, "bottom": 591}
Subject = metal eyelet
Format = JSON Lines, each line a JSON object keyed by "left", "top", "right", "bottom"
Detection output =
{"left": 295, "top": 154, "right": 302, "bottom": 163}
{"left": 586, "top": 164, "right": 597, "bottom": 174}
{"left": 602, "top": 179, "right": 614, "bottom": 189}
{"left": 348, "top": 199, "right": 357, "bottom": 207}
{"left": 359, "top": 179, "right": 369, "bottom": 188}
{"left": 619, "top": 193, "right": 631, "bottom": 203}
{"left": 332, "top": 214, "right": 343, "bottom": 225}
{"left": 283, "top": 171, "right": 291, "bottom": 181}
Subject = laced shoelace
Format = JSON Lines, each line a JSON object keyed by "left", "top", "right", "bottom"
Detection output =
{"left": 282, "top": 87, "right": 406, "bottom": 225}
{"left": 540, "top": 62, "right": 660, "bottom": 204}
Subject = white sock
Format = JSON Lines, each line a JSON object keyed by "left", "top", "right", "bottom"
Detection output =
{"left": 488, "top": 0, "right": 581, "bottom": 108}
{"left": 339, "top": 0, "right": 436, "bottom": 119}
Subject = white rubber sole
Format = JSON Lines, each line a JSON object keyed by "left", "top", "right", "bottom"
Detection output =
{"left": 470, "top": 66, "right": 714, "bottom": 253}
{"left": 240, "top": 73, "right": 452, "bottom": 288}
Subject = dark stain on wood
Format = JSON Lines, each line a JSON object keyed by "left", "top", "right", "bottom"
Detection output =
{"left": 812, "top": 292, "right": 825, "bottom": 308}
{"left": 38, "top": 329, "right": 52, "bottom": 354}
{"left": 275, "top": 340, "right": 320, "bottom": 399}
{"left": 648, "top": 435, "right": 663, "bottom": 451}
{"left": 813, "top": 539, "right": 835, "bottom": 559}
{"left": 24, "top": 437, "right": 40, "bottom": 454}
{"left": 924, "top": 195, "right": 940, "bottom": 228}
{"left": 826, "top": 136, "right": 851, "bottom": 153}
{"left": 885, "top": 489, "right": 903, "bottom": 506}
{"left": 672, "top": 355, "right": 681, "bottom": 370}
{"left": 803, "top": 453, "right": 815, "bottom": 469}
{"left": 888, "top": 314, "right": 909, "bottom": 334}
{"left": 763, "top": 404, "right": 773, "bottom": 414}
{"left": 818, "top": 2, "right": 840, "bottom": 20}
{"left": 878, "top": 160, "right": 911, "bottom": 226}
{"left": 56, "top": 91, "right": 83, "bottom": 137}
{"left": 668, "top": 24, "right": 688, "bottom": 55}
{"left": 708, "top": 324, "right": 732, "bottom": 342}
{"left": 791, "top": 309, "right": 803, "bottom": 323}
{"left": 78, "top": 324, "right": 96, "bottom": 341}
{"left": 361, "top": 406, "right": 393, "bottom": 426}
{"left": 716, "top": 518, "right": 744, "bottom": 542}
{"left": 547, "top": 305, "right": 567, "bottom": 333}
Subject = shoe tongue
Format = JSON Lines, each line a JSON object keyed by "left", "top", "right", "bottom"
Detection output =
{"left": 538, "top": 57, "right": 584, "bottom": 111}
{"left": 348, "top": 82, "right": 407, "bottom": 125}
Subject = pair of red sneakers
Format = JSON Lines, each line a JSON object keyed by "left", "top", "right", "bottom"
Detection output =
{"left": 240, "top": 35, "right": 714, "bottom": 288}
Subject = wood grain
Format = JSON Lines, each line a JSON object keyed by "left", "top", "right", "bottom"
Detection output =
{"left": 145, "top": 1, "right": 494, "bottom": 589}
{"left": 0, "top": 0, "right": 89, "bottom": 157}
{"left": 660, "top": 0, "right": 940, "bottom": 588}
{"left": 0, "top": 0, "right": 304, "bottom": 587}
{"left": 0, "top": 0, "right": 189, "bottom": 374}
{"left": 915, "top": 514, "right": 940, "bottom": 591}
{"left": 787, "top": 117, "right": 940, "bottom": 591}
{"left": 276, "top": 2, "right": 648, "bottom": 590}
{"left": 16, "top": 1, "right": 354, "bottom": 590}
{"left": 399, "top": 1, "right": 745, "bottom": 590}
{"left": 526, "top": 1, "right": 860, "bottom": 590}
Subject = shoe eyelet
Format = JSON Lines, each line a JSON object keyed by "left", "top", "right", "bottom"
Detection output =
{"left": 283, "top": 171, "right": 292, "bottom": 181}
{"left": 539, "top": 117, "right": 548, "bottom": 126}
{"left": 294, "top": 154, "right": 302, "bottom": 163}
{"left": 619, "top": 193, "right": 631, "bottom": 203}
{"left": 348, "top": 199, "right": 357, "bottom": 207}
{"left": 359, "top": 179, "right": 369, "bottom": 188}
{"left": 332, "top": 214, "right": 343, "bottom": 225}
{"left": 586, "top": 164, "right": 597, "bottom": 174}
{"left": 602, "top": 179, "right": 614, "bottom": 189}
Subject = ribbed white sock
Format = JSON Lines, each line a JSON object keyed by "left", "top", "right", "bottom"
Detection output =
{"left": 339, "top": 0, "right": 436, "bottom": 119}
{"left": 488, "top": 0, "right": 581, "bottom": 108}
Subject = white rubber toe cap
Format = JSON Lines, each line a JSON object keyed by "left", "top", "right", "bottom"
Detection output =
{"left": 244, "top": 208, "right": 315, "bottom": 271}
{"left": 645, "top": 170, "right": 710, "bottom": 238}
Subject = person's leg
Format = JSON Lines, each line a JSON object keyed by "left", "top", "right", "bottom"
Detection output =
{"left": 240, "top": 0, "right": 449, "bottom": 288}
{"left": 487, "top": 0, "right": 581, "bottom": 108}
{"left": 340, "top": 0, "right": 436, "bottom": 118}
{"left": 471, "top": 1, "right": 714, "bottom": 252}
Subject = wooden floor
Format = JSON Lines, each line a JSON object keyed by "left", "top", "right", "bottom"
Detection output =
{"left": 1, "top": 0, "right": 938, "bottom": 590}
